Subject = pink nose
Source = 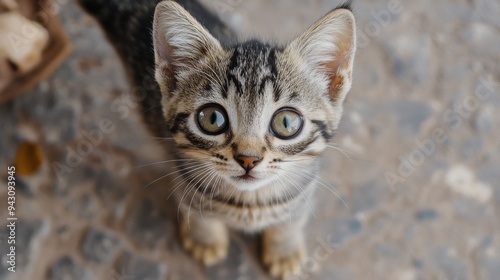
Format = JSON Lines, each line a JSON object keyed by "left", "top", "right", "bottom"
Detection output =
{"left": 235, "top": 155, "right": 262, "bottom": 171}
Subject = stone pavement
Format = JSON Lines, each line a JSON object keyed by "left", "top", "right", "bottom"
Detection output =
{"left": 1, "top": 0, "right": 499, "bottom": 279}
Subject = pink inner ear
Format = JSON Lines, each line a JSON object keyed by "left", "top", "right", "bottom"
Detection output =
{"left": 156, "top": 42, "right": 171, "bottom": 63}
{"left": 154, "top": 34, "right": 178, "bottom": 89}
{"left": 154, "top": 27, "right": 174, "bottom": 65}
{"left": 325, "top": 49, "right": 353, "bottom": 101}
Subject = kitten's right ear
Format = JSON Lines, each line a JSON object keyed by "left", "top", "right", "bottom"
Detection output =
{"left": 153, "top": 1, "right": 222, "bottom": 93}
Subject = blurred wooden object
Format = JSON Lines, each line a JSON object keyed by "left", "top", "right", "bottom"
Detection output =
{"left": 0, "top": 53, "right": 12, "bottom": 90}
{"left": 0, "top": 12, "right": 50, "bottom": 74}
{"left": 0, "top": 0, "right": 18, "bottom": 11}
{"left": 0, "top": 0, "right": 72, "bottom": 103}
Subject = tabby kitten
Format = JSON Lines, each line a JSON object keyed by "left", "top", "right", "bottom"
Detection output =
{"left": 78, "top": 0, "right": 356, "bottom": 278}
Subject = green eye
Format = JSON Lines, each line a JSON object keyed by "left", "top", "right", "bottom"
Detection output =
{"left": 270, "top": 108, "right": 303, "bottom": 139}
{"left": 196, "top": 104, "right": 228, "bottom": 135}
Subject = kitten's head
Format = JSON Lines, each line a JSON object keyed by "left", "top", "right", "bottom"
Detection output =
{"left": 153, "top": 1, "right": 356, "bottom": 191}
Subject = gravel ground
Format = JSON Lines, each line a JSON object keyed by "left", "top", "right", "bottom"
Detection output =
{"left": 1, "top": 0, "right": 499, "bottom": 279}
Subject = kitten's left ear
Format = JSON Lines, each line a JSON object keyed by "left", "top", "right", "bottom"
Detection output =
{"left": 287, "top": 7, "right": 356, "bottom": 104}
{"left": 153, "top": 1, "right": 223, "bottom": 94}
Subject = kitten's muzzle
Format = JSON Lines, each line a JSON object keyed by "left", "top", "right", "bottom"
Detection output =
{"left": 235, "top": 154, "right": 262, "bottom": 172}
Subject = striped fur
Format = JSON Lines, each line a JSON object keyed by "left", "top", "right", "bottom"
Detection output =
{"left": 79, "top": 0, "right": 356, "bottom": 277}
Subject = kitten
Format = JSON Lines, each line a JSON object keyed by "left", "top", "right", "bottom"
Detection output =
{"left": 78, "top": 0, "right": 356, "bottom": 278}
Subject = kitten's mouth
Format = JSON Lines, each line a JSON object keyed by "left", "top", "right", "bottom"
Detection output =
{"left": 234, "top": 174, "right": 256, "bottom": 181}
{"left": 230, "top": 173, "right": 272, "bottom": 191}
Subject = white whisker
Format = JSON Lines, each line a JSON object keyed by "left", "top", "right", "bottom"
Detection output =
{"left": 144, "top": 161, "right": 208, "bottom": 188}
{"left": 325, "top": 144, "right": 353, "bottom": 162}
{"left": 186, "top": 167, "right": 215, "bottom": 225}
{"left": 135, "top": 158, "right": 195, "bottom": 168}
{"left": 285, "top": 167, "right": 349, "bottom": 210}
{"left": 279, "top": 172, "right": 317, "bottom": 219}
{"left": 176, "top": 165, "right": 213, "bottom": 225}
{"left": 166, "top": 163, "right": 212, "bottom": 199}
{"left": 196, "top": 169, "right": 219, "bottom": 221}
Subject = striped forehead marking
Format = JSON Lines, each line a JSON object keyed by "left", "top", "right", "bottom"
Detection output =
{"left": 223, "top": 40, "right": 280, "bottom": 100}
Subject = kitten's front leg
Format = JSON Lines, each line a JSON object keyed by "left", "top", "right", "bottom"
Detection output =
{"left": 180, "top": 215, "right": 229, "bottom": 266}
{"left": 262, "top": 215, "right": 308, "bottom": 278}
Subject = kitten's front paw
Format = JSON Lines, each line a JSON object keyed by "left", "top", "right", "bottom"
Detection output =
{"left": 180, "top": 218, "right": 228, "bottom": 266}
{"left": 263, "top": 243, "right": 306, "bottom": 279}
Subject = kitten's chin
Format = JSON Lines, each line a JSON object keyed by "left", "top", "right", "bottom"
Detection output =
{"left": 227, "top": 175, "right": 273, "bottom": 191}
